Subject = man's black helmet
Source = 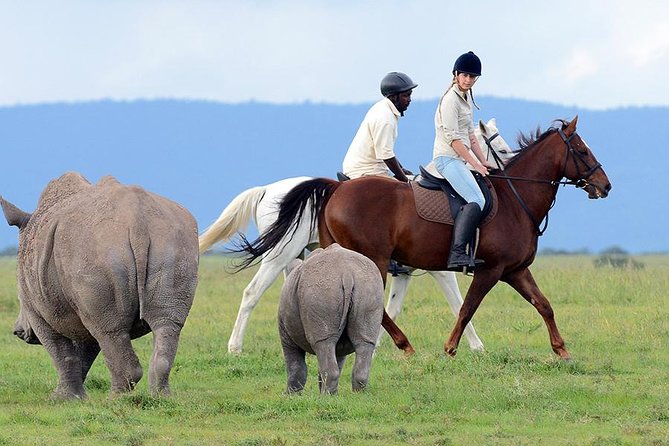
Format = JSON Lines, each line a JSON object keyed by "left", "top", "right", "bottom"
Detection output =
{"left": 380, "top": 72, "right": 418, "bottom": 97}
{"left": 452, "top": 51, "right": 482, "bottom": 76}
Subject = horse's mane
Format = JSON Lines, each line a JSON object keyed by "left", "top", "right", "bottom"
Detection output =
{"left": 504, "top": 119, "right": 570, "bottom": 169}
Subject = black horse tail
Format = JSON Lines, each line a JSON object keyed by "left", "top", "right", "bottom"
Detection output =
{"left": 234, "top": 177, "right": 340, "bottom": 270}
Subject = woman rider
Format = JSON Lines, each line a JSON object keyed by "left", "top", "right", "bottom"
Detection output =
{"left": 433, "top": 51, "right": 496, "bottom": 271}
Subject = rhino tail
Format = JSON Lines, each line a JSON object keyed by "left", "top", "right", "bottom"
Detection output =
{"left": 37, "top": 223, "right": 58, "bottom": 299}
{"left": 339, "top": 272, "right": 355, "bottom": 334}
{"left": 129, "top": 230, "right": 150, "bottom": 321}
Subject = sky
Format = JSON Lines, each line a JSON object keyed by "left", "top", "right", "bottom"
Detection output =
{"left": 1, "top": 0, "right": 668, "bottom": 110}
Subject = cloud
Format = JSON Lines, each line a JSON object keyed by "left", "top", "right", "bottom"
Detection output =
{"left": 562, "top": 49, "right": 600, "bottom": 84}
{"left": 0, "top": 0, "right": 668, "bottom": 109}
{"left": 625, "top": 23, "right": 669, "bottom": 69}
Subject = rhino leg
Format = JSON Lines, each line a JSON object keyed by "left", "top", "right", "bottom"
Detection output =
{"left": 314, "top": 340, "right": 341, "bottom": 395}
{"left": 41, "top": 335, "right": 88, "bottom": 400}
{"left": 97, "top": 333, "right": 143, "bottom": 395}
{"left": 23, "top": 314, "right": 87, "bottom": 400}
{"left": 147, "top": 323, "right": 184, "bottom": 396}
{"left": 346, "top": 305, "right": 381, "bottom": 392}
{"left": 351, "top": 342, "right": 375, "bottom": 392}
{"left": 336, "top": 355, "right": 347, "bottom": 374}
{"left": 74, "top": 339, "right": 101, "bottom": 382}
{"left": 281, "top": 342, "right": 307, "bottom": 394}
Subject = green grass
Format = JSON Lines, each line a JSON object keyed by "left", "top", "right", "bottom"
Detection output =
{"left": 1, "top": 255, "right": 668, "bottom": 445}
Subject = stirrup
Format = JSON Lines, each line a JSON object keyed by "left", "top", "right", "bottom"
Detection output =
{"left": 465, "top": 259, "right": 485, "bottom": 275}
{"left": 389, "top": 260, "right": 411, "bottom": 276}
{"left": 446, "top": 257, "right": 484, "bottom": 273}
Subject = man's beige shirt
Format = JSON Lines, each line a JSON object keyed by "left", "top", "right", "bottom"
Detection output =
{"left": 342, "top": 98, "right": 400, "bottom": 179}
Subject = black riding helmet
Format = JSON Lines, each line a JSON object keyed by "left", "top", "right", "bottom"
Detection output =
{"left": 452, "top": 51, "right": 482, "bottom": 76}
{"left": 380, "top": 72, "right": 418, "bottom": 97}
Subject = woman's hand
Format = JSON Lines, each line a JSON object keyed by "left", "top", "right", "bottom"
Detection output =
{"left": 483, "top": 160, "right": 497, "bottom": 170}
{"left": 474, "top": 163, "right": 489, "bottom": 176}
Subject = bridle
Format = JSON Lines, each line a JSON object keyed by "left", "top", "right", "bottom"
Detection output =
{"left": 483, "top": 131, "right": 520, "bottom": 170}
{"left": 486, "top": 127, "right": 603, "bottom": 236}
{"left": 556, "top": 128, "right": 603, "bottom": 189}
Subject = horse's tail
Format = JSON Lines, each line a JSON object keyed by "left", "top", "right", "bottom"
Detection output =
{"left": 236, "top": 178, "right": 339, "bottom": 269}
{"left": 198, "top": 185, "right": 266, "bottom": 254}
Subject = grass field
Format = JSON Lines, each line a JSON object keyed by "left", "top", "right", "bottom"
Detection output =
{"left": 1, "top": 255, "right": 668, "bottom": 445}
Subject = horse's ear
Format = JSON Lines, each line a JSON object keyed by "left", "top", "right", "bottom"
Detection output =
{"left": 478, "top": 119, "right": 485, "bottom": 131}
{"left": 565, "top": 115, "right": 579, "bottom": 135}
{"left": 488, "top": 118, "right": 497, "bottom": 129}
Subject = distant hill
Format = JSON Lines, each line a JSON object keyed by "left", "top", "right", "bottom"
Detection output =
{"left": 0, "top": 98, "right": 666, "bottom": 253}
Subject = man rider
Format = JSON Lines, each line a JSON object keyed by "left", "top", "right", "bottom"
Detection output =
{"left": 342, "top": 72, "right": 417, "bottom": 182}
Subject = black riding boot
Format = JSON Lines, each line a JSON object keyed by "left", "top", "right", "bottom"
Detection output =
{"left": 446, "top": 203, "right": 483, "bottom": 272}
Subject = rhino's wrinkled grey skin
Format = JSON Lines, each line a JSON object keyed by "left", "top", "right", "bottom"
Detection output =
{"left": 1, "top": 172, "right": 198, "bottom": 400}
{"left": 278, "top": 243, "right": 384, "bottom": 395}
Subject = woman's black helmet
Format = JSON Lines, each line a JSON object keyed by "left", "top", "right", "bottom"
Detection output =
{"left": 452, "top": 51, "right": 482, "bottom": 76}
{"left": 380, "top": 72, "right": 418, "bottom": 97}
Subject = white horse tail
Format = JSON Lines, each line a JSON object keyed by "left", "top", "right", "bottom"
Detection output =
{"left": 198, "top": 186, "right": 266, "bottom": 254}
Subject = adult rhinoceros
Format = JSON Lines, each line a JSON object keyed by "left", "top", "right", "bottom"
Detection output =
{"left": 1, "top": 172, "right": 198, "bottom": 399}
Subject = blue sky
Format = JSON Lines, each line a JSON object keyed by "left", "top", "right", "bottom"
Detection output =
{"left": 1, "top": 0, "right": 667, "bottom": 110}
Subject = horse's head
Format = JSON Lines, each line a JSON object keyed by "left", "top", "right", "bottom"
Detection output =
{"left": 558, "top": 116, "right": 612, "bottom": 199}
{"left": 476, "top": 118, "right": 517, "bottom": 169}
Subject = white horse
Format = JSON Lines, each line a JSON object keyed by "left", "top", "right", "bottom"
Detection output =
{"left": 200, "top": 118, "right": 515, "bottom": 354}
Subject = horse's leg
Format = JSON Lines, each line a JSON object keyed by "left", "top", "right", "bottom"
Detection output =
{"left": 375, "top": 273, "right": 411, "bottom": 347}
{"left": 230, "top": 215, "right": 314, "bottom": 354}
{"left": 444, "top": 270, "right": 498, "bottom": 357}
{"left": 375, "top": 263, "right": 414, "bottom": 355}
{"left": 429, "top": 270, "right": 485, "bottom": 352}
{"left": 503, "top": 268, "right": 571, "bottom": 360}
{"left": 228, "top": 258, "right": 287, "bottom": 354}
{"left": 320, "top": 213, "right": 414, "bottom": 355}
{"left": 382, "top": 313, "right": 414, "bottom": 354}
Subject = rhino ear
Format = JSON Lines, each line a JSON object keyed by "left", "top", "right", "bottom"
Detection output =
{"left": 0, "top": 196, "right": 31, "bottom": 229}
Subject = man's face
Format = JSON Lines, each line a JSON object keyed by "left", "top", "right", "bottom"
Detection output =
{"left": 393, "top": 90, "right": 413, "bottom": 114}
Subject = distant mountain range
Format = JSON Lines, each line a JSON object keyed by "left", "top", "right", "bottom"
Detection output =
{"left": 0, "top": 98, "right": 666, "bottom": 254}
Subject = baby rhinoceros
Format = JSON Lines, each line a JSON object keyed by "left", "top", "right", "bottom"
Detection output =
{"left": 278, "top": 243, "right": 384, "bottom": 395}
{"left": 1, "top": 172, "right": 199, "bottom": 400}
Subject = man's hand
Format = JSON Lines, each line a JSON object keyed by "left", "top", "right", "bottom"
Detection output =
{"left": 384, "top": 157, "right": 409, "bottom": 182}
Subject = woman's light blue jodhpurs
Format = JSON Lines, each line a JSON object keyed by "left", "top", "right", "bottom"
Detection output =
{"left": 434, "top": 155, "right": 485, "bottom": 209}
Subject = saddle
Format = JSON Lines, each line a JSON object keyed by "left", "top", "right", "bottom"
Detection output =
{"left": 412, "top": 164, "right": 497, "bottom": 226}
{"left": 336, "top": 172, "right": 350, "bottom": 182}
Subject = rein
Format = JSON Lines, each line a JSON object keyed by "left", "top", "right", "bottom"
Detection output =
{"left": 485, "top": 127, "right": 599, "bottom": 236}
{"left": 482, "top": 132, "right": 551, "bottom": 235}
{"left": 487, "top": 173, "right": 584, "bottom": 187}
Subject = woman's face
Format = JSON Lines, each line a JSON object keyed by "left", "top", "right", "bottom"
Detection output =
{"left": 456, "top": 72, "right": 478, "bottom": 91}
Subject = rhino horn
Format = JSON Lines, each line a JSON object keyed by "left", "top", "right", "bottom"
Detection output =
{"left": 0, "top": 196, "right": 32, "bottom": 229}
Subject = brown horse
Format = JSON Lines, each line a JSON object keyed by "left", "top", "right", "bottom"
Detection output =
{"left": 240, "top": 117, "right": 611, "bottom": 359}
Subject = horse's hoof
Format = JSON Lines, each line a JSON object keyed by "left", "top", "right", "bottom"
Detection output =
{"left": 554, "top": 348, "right": 571, "bottom": 361}
{"left": 444, "top": 345, "right": 458, "bottom": 357}
{"left": 403, "top": 345, "right": 416, "bottom": 357}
